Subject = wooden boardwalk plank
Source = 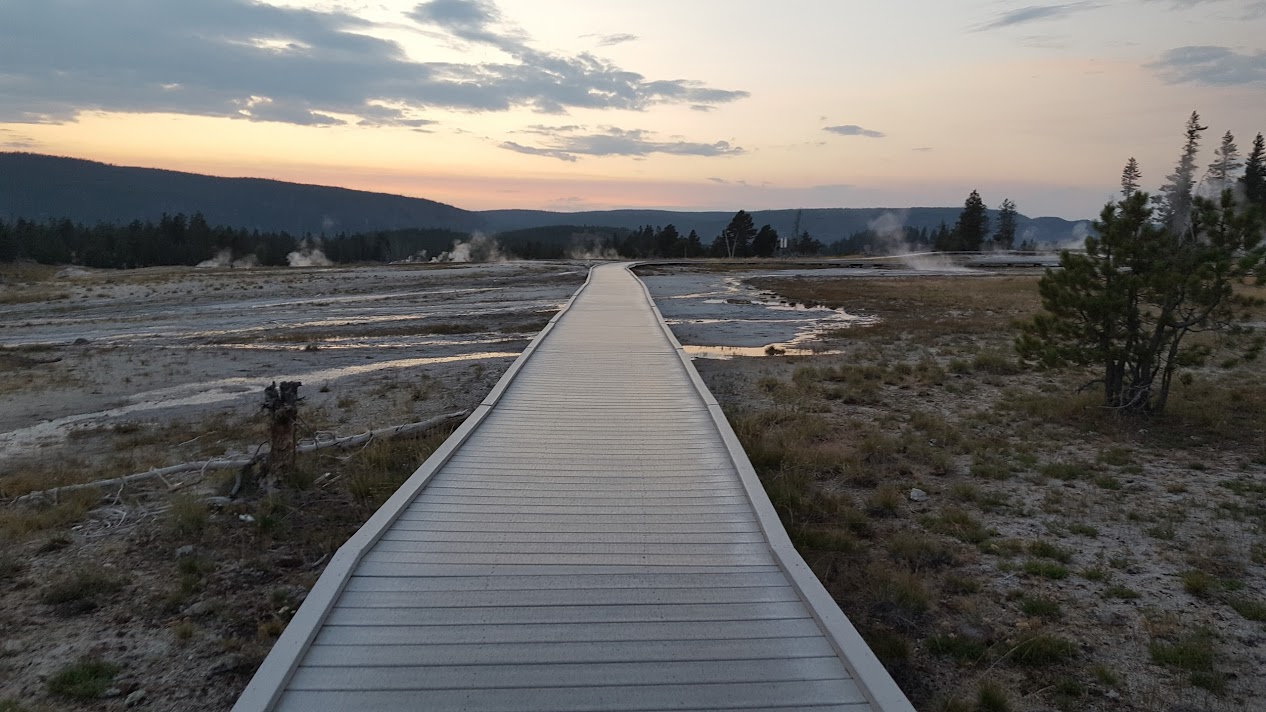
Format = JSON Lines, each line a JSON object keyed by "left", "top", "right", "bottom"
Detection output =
{"left": 233, "top": 263, "right": 913, "bottom": 712}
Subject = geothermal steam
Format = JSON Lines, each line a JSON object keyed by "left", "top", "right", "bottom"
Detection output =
{"left": 287, "top": 240, "right": 334, "bottom": 267}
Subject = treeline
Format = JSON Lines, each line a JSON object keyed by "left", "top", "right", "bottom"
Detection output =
{"left": 0, "top": 213, "right": 476, "bottom": 267}
{"left": 0, "top": 213, "right": 300, "bottom": 267}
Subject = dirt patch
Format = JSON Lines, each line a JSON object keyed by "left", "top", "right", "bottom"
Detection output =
{"left": 678, "top": 268, "right": 1266, "bottom": 712}
{"left": 0, "top": 262, "right": 586, "bottom": 711}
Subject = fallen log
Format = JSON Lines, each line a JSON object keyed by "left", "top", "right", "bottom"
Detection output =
{"left": 10, "top": 410, "right": 470, "bottom": 504}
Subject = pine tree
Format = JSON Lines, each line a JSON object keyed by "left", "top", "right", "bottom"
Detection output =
{"left": 655, "top": 224, "right": 681, "bottom": 257}
{"left": 953, "top": 190, "right": 990, "bottom": 251}
{"left": 1243, "top": 133, "right": 1266, "bottom": 208}
{"left": 1153, "top": 111, "right": 1208, "bottom": 234}
{"left": 932, "top": 221, "right": 953, "bottom": 251}
{"left": 751, "top": 224, "right": 779, "bottom": 257}
{"left": 793, "top": 231, "right": 822, "bottom": 255}
{"left": 995, "top": 199, "right": 1018, "bottom": 250}
{"left": 1019, "top": 149, "right": 1266, "bottom": 414}
{"left": 1121, "top": 157, "right": 1141, "bottom": 198}
{"left": 720, "top": 210, "right": 757, "bottom": 258}
{"left": 684, "top": 230, "right": 703, "bottom": 257}
{"left": 1207, "top": 130, "right": 1243, "bottom": 194}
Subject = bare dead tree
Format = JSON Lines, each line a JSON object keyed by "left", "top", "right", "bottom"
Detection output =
{"left": 262, "top": 381, "right": 302, "bottom": 482}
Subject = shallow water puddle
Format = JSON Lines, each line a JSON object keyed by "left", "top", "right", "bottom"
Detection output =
{"left": 684, "top": 344, "right": 842, "bottom": 360}
{"left": 0, "top": 351, "right": 518, "bottom": 457}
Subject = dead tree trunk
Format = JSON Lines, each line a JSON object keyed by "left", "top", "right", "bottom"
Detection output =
{"left": 263, "top": 381, "right": 301, "bottom": 482}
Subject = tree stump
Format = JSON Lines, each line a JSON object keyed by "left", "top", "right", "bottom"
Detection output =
{"left": 263, "top": 381, "right": 302, "bottom": 481}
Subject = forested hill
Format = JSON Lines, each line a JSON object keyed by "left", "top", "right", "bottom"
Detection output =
{"left": 0, "top": 153, "right": 481, "bottom": 235}
{"left": 0, "top": 153, "right": 1089, "bottom": 243}
{"left": 481, "top": 209, "right": 1087, "bottom": 246}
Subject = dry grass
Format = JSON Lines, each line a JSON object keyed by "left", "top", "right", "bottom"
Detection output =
{"left": 0, "top": 491, "right": 100, "bottom": 541}
{"left": 748, "top": 274, "right": 1043, "bottom": 338}
{"left": 706, "top": 271, "right": 1266, "bottom": 710}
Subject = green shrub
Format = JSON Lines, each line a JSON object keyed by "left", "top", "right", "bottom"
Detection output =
{"left": 1181, "top": 569, "right": 1216, "bottom": 598}
{"left": 977, "top": 680, "right": 1012, "bottom": 712}
{"left": 1023, "top": 559, "right": 1069, "bottom": 580}
{"left": 1019, "top": 596, "right": 1062, "bottom": 618}
{"left": 1104, "top": 585, "right": 1141, "bottom": 600}
{"left": 40, "top": 570, "right": 124, "bottom": 613}
{"left": 47, "top": 658, "right": 120, "bottom": 699}
{"left": 1228, "top": 597, "right": 1266, "bottom": 622}
{"left": 1028, "top": 540, "right": 1073, "bottom": 563}
{"left": 1149, "top": 630, "right": 1216, "bottom": 672}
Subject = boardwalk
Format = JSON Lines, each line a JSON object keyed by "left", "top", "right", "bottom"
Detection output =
{"left": 234, "top": 263, "right": 913, "bottom": 712}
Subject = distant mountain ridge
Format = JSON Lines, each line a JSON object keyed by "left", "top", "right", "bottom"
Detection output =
{"left": 0, "top": 153, "right": 1090, "bottom": 244}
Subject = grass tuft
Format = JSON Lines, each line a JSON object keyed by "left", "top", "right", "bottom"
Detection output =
{"left": 1019, "top": 596, "right": 1062, "bottom": 619}
{"left": 1023, "top": 560, "right": 1069, "bottom": 580}
{"left": 1009, "top": 634, "right": 1078, "bottom": 666}
{"left": 40, "top": 570, "right": 124, "bottom": 613}
{"left": 47, "top": 658, "right": 120, "bottom": 699}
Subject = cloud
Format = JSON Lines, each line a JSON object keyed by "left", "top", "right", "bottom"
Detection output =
{"left": 519, "top": 124, "right": 585, "bottom": 135}
{"left": 824, "top": 125, "right": 886, "bottom": 139}
{"left": 593, "top": 33, "right": 638, "bottom": 47}
{"left": 0, "top": 128, "right": 35, "bottom": 149}
{"left": 912, "top": 146, "right": 934, "bottom": 152}
{"left": 1144, "top": 0, "right": 1266, "bottom": 18}
{"left": 1147, "top": 46, "right": 1266, "bottom": 85}
{"left": 500, "top": 141, "right": 579, "bottom": 162}
{"left": 1021, "top": 34, "right": 1071, "bottom": 49}
{"left": 691, "top": 105, "right": 718, "bottom": 112}
{"left": 500, "top": 127, "right": 744, "bottom": 162}
{"left": 0, "top": 0, "right": 747, "bottom": 127}
{"left": 975, "top": 2, "right": 1102, "bottom": 31}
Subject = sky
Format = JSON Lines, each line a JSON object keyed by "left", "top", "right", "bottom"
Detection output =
{"left": 0, "top": 0, "right": 1263, "bottom": 219}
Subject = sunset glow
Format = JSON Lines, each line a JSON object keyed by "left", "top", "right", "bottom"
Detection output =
{"left": 2, "top": 0, "right": 1263, "bottom": 218}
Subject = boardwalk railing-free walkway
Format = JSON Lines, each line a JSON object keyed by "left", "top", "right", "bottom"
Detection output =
{"left": 234, "top": 263, "right": 915, "bottom": 712}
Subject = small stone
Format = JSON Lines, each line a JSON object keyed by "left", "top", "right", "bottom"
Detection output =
{"left": 238, "top": 514, "right": 256, "bottom": 523}
{"left": 175, "top": 545, "right": 195, "bottom": 558}
{"left": 73, "top": 337, "right": 90, "bottom": 345}
{"left": 207, "top": 653, "right": 247, "bottom": 676}
{"left": 1106, "top": 690, "right": 1120, "bottom": 700}
{"left": 909, "top": 488, "right": 929, "bottom": 502}
{"left": 1095, "top": 610, "right": 1126, "bottom": 626}
{"left": 180, "top": 600, "right": 214, "bottom": 617}
{"left": 0, "top": 639, "right": 25, "bottom": 656}
{"left": 103, "top": 687, "right": 124, "bottom": 698}
{"left": 125, "top": 690, "right": 147, "bottom": 707}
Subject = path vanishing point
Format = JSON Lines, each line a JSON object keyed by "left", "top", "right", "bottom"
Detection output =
{"left": 233, "top": 263, "right": 915, "bottom": 712}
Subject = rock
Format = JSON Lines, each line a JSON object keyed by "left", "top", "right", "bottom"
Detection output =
{"left": 1106, "top": 690, "right": 1120, "bottom": 700}
{"left": 954, "top": 622, "right": 993, "bottom": 644}
{"left": 207, "top": 653, "right": 247, "bottom": 676}
{"left": 125, "top": 690, "right": 147, "bottom": 707}
{"left": 909, "top": 488, "right": 929, "bottom": 502}
{"left": 0, "top": 639, "right": 25, "bottom": 656}
{"left": 175, "top": 544, "right": 195, "bottom": 558}
{"left": 103, "top": 687, "right": 124, "bottom": 698}
{"left": 180, "top": 600, "right": 215, "bottom": 617}
{"left": 1095, "top": 609, "right": 1127, "bottom": 627}
{"left": 238, "top": 514, "right": 256, "bottom": 523}
{"left": 72, "top": 337, "right": 90, "bottom": 345}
